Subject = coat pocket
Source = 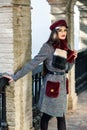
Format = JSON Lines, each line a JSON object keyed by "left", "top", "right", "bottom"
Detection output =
{"left": 46, "top": 81, "right": 60, "bottom": 98}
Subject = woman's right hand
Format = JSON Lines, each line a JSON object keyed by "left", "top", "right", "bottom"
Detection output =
{"left": 3, "top": 75, "right": 14, "bottom": 83}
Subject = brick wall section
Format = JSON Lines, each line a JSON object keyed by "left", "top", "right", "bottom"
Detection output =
{"left": 0, "top": 2, "right": 14, "bottom": 73}
{"left": 47, "top": 0, "right": 67, "bottom": 21}
{"left": 0, "top": 0, "right": 33, "bottom": 130}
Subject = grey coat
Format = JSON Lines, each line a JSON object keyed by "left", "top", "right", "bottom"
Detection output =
{"left": 12, "top": 43, "right": 74, "bottom": 117}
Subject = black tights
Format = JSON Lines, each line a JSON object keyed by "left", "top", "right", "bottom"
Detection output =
{"left": 40, "top": 113, "right": 66, "bottom": 130}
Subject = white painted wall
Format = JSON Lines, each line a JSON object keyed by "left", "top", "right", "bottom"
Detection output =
{"left": 74, "top": 5, "right": 80, "bottom": 50}
{"left": 31, "top": 0, "right": 51, "bottom": 57}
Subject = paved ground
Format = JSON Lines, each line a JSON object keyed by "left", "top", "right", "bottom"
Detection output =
{"left": 48, "top": 89, "right": 87, "bottom": 130}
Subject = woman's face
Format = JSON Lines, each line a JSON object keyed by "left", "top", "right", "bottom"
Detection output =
{"left": 57, "top": 26, "right": 67, "bottom": 40}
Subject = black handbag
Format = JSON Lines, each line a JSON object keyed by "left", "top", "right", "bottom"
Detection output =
{"left": 52, "top": 55, "right": 67, "bottom": 69}
{"left": 52, "top": 48, "right": 67, "bottom": 69}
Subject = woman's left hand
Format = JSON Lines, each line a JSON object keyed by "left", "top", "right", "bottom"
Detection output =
{"left": 73, "top": 50, "right": 78, "bottom": 59}
{"left": 3, "top": 75, "right": 14, "bottom": 83}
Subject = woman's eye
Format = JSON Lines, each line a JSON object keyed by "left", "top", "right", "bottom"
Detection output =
{"left": 58, "top": 29, "right": 62, "bottom": 32}
{"left": 58, "top": 29, "right": 67, "bottom": 32}
{"left": 64, "top": 29, "right": 68, "bottom": 32}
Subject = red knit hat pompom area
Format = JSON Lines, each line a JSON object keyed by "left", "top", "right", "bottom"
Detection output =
{"left": 50, "top": 19, "right": 68, "bottom": 31}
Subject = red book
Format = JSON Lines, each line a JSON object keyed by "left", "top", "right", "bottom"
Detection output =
{"left": 67, "top": 49, "right": 75, "bottom": 63}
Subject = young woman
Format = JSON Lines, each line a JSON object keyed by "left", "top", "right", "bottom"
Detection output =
{"left": 4, "top": 20, "right": 77, "bottom": 130}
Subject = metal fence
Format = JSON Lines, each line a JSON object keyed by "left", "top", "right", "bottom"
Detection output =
{"left": 75, "top": 48, "right": 87, "bottom": 94}
{"left": 32, "top": 64, "right": 43, "bottom": 130}
{"left": 0, "top": 80, "right": 8, "bottom": 130}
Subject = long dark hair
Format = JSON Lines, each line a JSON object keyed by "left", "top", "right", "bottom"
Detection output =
{"left": 47, "top": 29, "right": 59, "bottom": 46}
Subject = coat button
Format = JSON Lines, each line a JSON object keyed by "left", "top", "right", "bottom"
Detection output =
{"left": 50, "top": 89, "right": 54, "bottom": 92}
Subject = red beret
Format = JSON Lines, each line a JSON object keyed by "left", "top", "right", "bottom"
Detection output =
{"left": 50, "top": 19, "right": 68, "bottom": 31}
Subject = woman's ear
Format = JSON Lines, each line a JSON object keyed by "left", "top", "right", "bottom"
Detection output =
{"left": 53, "top": 30, "right": 58, "bottom": 40}
{"left": 53, "top": 33, "right": 57, "bottom": 39}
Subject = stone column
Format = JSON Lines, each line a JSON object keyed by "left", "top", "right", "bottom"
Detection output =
{"left": 76, "top": 1, "right": 87, "bottom": 49}
{"left": 0, "top": 0, "right": 33, "bottom": 130}
{"left": 65, "top": 0, "right": 78, "bottom": 111}
{"left": 47, "top": 0, "right": 78, "bottom": 111}
{"left": 47, "top": 0, "right": 68, "bottom": 22}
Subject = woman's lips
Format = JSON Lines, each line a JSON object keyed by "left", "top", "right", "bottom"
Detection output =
{"left": 61, "top": 35, "right": 65, "bottom": 37}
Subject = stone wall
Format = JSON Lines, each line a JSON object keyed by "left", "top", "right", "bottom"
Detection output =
{"left": 76, "top": 1, "right": 87, "bottom": 49}
{"left": 47, "top": 0, "right": 68, "bottom": 21}
{"left": 0, "top": 0, "right": 33, "bottom": 130}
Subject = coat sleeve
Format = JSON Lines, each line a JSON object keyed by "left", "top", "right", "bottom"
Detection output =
{"left": 12, "top": 43, "right": 51, "bottom": 81}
